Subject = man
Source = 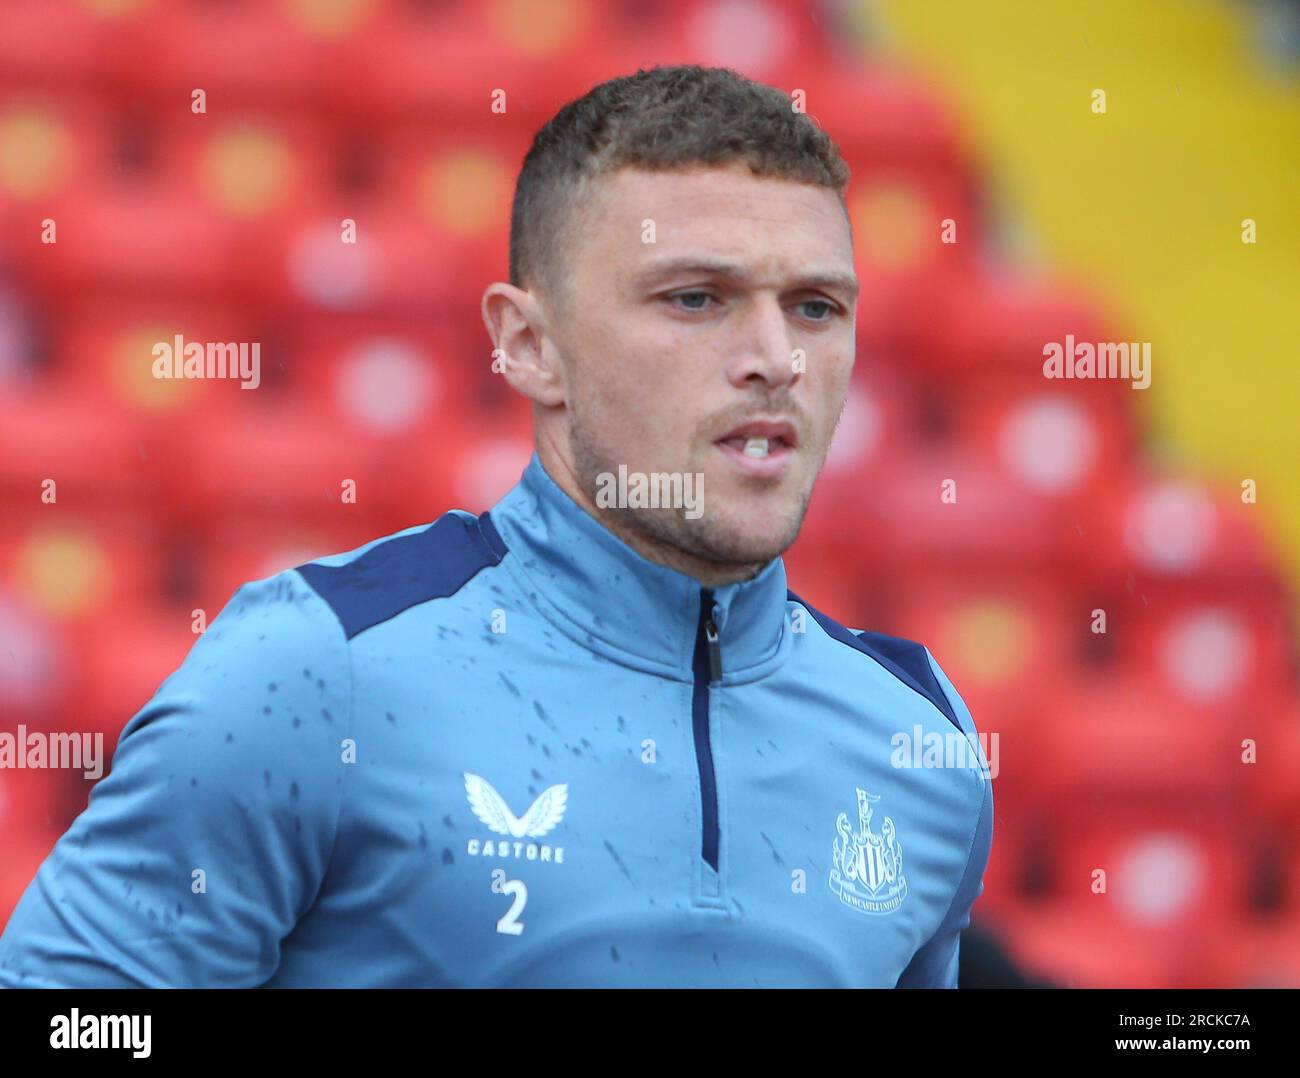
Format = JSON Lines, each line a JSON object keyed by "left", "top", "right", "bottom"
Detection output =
{"left": 0, "top": 65, "right": 992, "bottom": 988}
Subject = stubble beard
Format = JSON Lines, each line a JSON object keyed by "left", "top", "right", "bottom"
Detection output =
{"left": 567, "top": 407, "right": 814, "bottom": 573}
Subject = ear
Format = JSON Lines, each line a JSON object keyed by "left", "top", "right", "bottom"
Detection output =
{"left": 480, "top": 282, "right": 566, "bottom": 408}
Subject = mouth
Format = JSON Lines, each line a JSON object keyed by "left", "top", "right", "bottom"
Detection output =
{"left": 713, "top": 420, "right": 798, "bottom": 477}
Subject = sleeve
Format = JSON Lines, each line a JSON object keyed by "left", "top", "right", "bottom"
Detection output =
{"left": 0, "top": 570, "right": 352, "bottom": 988}
{"left": 894, "top": 648, "right": 995, "bottom": 989}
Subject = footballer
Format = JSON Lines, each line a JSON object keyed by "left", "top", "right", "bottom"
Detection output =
{"left": 0, "top": 65, "right": 992, "bottom": 988}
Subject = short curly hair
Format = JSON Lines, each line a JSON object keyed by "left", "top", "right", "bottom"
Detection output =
{"left": 508, "top": 64, "right": 851, "bottom": 305}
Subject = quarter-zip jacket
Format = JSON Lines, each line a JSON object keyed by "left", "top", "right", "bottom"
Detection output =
{"left": 0, "top": 452, "right": 992, "bottom": 988}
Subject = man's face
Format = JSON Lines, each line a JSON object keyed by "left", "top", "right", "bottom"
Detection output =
{"left": 549, "top": 161, "right": 857, "bottom": 571}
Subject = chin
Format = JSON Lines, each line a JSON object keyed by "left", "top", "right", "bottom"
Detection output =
{"left": 690, "top": 511, "right": 802, "bottom": 567}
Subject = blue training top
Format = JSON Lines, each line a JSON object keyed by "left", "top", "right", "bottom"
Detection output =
{"left": 0, "top": 452, "right": 993, "bottom": 987}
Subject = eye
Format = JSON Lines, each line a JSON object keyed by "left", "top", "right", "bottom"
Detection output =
{"left": 667, "top": 290, "right": 717, "bottom": 312}
{"left": 796, "top": 298, "right": 838, "bottom": 322}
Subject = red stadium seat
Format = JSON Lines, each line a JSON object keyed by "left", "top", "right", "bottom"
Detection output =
{"left": 252, "top": 199, "right": 488, "bottom": 315}
{"left": 0, "top": 1, "right": 118, "bottom": 90}
{"left": 0, "top": 584, "right": 75, "bottom": 726}
{"left": 26, "top": 179, "right": 247, "bottom": 299}
{"left": 867, "top": 445, "right": 1066, "bottom": 566}
{"left": 628, "top": 0, "right": 841, "bottom": 84}
{"left": 958, "top": 385, "right": 1139, "bottom": 506}
{"left": 437, "top": 428, "right": 537, "bottom": 515}
{"left": 795, "top": 371, "right": 910, "bottom": 569}
{"left": 780, "top": 546, "right": 883, "bottom": 629}
{"left": 118, "top": 1, "right": 328, "bottom": 110}
{"left": 1127, "top": 594, "right": 1295, "bottom": 711}
{"left": 0, "top": 507, "right": 163, "bottom": 624}
{"left": 47, "top": 296, "right": 257, "bottom": 414}
{"left": 1073, "top": 469, "right": 1288, "bottom": 587}
{"left": 1255, "top": 699, "right": 1300, "bottom": 829}
{"left": 342, "top": 0, "right": 840, "bottom": 128}
{"left": 1007, "top": 795, "right": 1265, "bottom": 986}
{"left": 1042, "top": 671, "right": 1255, "bottom": 802}
{"left": 1204, "top": 915, "right": 1300, "bottom": 988}
{"left": 917, "top": 267, "right": 1117, "bottom": 393}
{"left": 878, "top": 566, "right": 1070, "bottom": 804}
{"left": 280, "top": 314, "right": 486, "bottom": 439}
{"left": 1043, "top": 798, "right": 1248, "bottom": 941}
{"left": 339, "top": 0, "right": 626, "bottom": 130}
{"left": 176, "top": 398, "right": 430, "bottom": 530}
{"left": 158, "top": 111, "right": 335, "bottom": 224}
{"left": 1005, "top": 900, "right": 1188, "bottom": 988}
{"left": 0, "top": 93, "right": 113, "bottom": 244}
{"left": 0, "top": 389, "right": 161, "bottom": 513}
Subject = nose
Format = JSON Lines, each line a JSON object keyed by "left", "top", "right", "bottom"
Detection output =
{"left": 724, "top": 295, "right": 800, "bottom": 392}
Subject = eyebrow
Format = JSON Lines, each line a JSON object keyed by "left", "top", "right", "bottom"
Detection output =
{"left": 631, "top": 257, "right": 860, "bottom": 300}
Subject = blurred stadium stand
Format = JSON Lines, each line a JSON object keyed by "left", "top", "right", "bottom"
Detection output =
{"left": 0, "top": 0, "right": 1297, "bottom": 988}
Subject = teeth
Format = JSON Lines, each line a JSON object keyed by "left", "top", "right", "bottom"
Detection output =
{"left": 742, "top": 437, "right": 770, "bottom": 458}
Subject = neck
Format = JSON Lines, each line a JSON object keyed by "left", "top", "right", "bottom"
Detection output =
{"left": 484, "top": 448, "right": 792, "bottom": 680}
{"left": 535, "top": 438, "right": 765, "bottom": 588}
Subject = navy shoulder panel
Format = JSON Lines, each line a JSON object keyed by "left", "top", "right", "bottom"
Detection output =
{"left": 788, "top": 589, "right": 961, "bottom": 732}
{"left": 296, "top": 510, "right": 508, "bottom": 640}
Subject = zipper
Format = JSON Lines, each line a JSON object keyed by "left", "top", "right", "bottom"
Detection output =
{"left": 691, "top": 587, "right": 723, "bottom": 873}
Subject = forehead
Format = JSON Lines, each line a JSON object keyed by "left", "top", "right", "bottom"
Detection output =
{"left": 570, "top": 163, "right": 853, "bottom": 279}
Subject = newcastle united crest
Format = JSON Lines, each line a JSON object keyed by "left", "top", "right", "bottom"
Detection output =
{"left": 829, "top": 787, "right": 907, "bottom": 915}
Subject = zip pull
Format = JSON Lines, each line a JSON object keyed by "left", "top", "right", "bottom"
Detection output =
{"left": 705, "top": 616, "right": 722, "bottom": 682}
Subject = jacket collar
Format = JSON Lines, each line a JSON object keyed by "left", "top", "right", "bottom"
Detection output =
{"left": 485, "top": 452, "right": 790, "bottom": 681}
